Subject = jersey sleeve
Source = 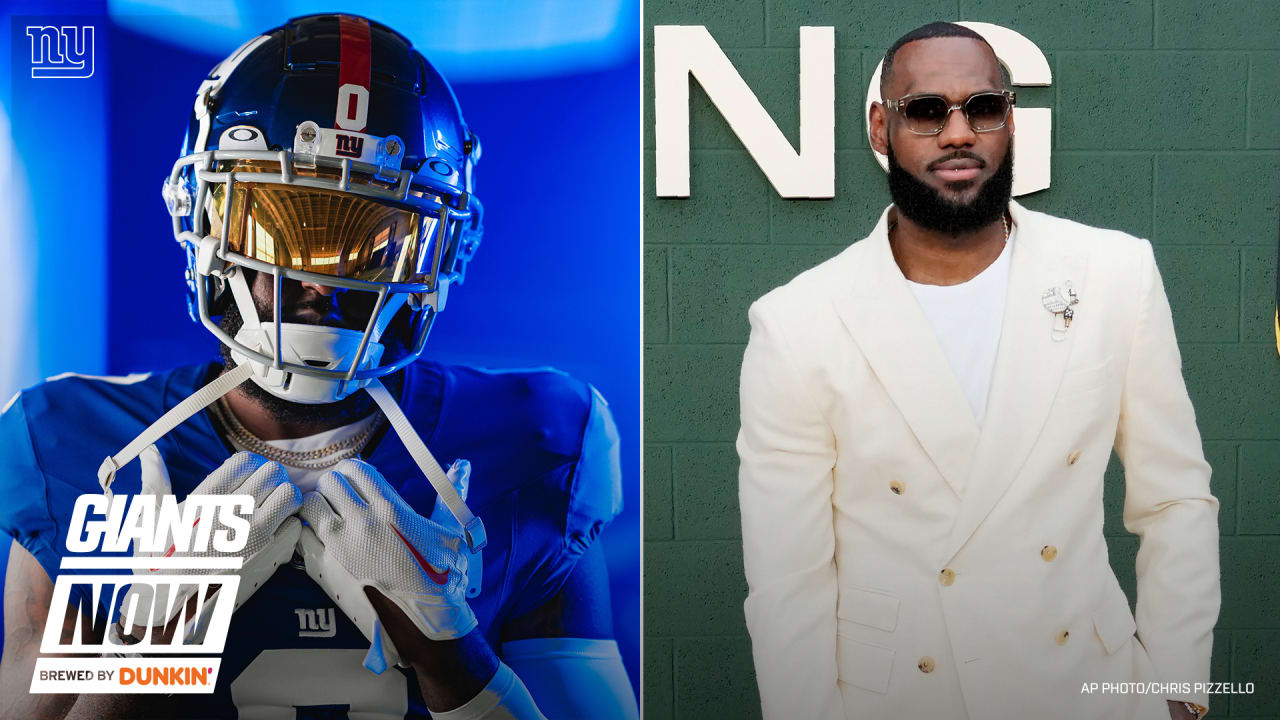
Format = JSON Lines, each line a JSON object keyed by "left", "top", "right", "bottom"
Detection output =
{"left": 506, "top": 383, "right": 623, "bottom": 619}
{"left": 0, "top": 392, "right": 65, "bottom": 586}
{"left": 0, "top": 387, "right": 140, "bottom": 618}
{"left": 566, "top": 385, "right": 623, "bottom": 554}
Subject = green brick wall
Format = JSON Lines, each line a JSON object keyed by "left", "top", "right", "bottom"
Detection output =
{"left": 643, "top": 1, "right": 1280, "bottom": 718}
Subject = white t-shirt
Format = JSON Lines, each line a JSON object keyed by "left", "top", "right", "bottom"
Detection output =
{"left": 905, "top": 227, "right": 1014, "bottom": 425}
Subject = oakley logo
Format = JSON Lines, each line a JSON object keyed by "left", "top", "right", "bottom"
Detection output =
{"left": 26, "top": 25, "right": 94, "bottom": 79}
{"left": 294, "top": 607, "right": 336, "bottom": 638}
{"left": 334, "top": 133, "right": 365, "bottom": 158}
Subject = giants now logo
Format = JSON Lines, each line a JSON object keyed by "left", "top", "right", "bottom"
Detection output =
{"left": 30, "top": 494, "right": 254, "bottom": 694}
{"left": 335, "top": 133, "right": 365, "bottom": 158}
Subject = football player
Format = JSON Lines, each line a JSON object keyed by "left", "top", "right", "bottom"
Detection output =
{"left": 0, "top": 14, "right": 636, "bottom": 720}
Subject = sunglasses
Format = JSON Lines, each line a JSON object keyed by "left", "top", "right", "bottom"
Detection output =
{"left": 883, "top": 90, "right": 1016, "bottom": 135}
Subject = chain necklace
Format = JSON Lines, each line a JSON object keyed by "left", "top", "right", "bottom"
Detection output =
{"left": 209, "top": 396, "right": 384, "bottom": 470}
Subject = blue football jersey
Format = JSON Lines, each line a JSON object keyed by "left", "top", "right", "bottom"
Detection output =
{"left": 0, "top": 360, "right": 622, "bottom": 718}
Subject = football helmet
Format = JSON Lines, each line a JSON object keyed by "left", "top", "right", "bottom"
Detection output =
{"left": 161, "top": 13, "right": 483, "bottom": 404}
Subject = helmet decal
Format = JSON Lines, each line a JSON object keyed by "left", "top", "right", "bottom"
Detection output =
{"left": 335, "top": 15, "right": 371, "bottom": 132}
{"left": 218, "top": 125, "right": 268, "bottom": 151}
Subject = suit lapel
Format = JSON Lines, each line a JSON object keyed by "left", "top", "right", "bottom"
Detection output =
{"left": 831, "top": 207, "right": 979, "bottom": 498}
{"left": 940, "top": 201, "right": 1090, "bottom": 564}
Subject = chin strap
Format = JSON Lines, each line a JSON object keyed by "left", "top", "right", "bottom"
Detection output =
{"left": 97, "top": 362, "right": 255, "bottom": 497}
{"left": 96, "top": 365, "right": 485, "bottom": 553}
{"left": 365, "top": 379, "right": 486, "bottom": 552}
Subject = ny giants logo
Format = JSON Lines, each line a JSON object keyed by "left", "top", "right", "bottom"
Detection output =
{"left": 25, "top": 25, "right": 94, "bottom": 79}
{"left": 334, "top": 133, "right": 365, "bottom": 158}
{"left": 294, "top": 607, "right": 337, "bottom": 638}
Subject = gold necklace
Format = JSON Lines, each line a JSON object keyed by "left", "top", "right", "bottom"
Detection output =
{"left": 208, "top": 397, "right": 384, "bottom": 469}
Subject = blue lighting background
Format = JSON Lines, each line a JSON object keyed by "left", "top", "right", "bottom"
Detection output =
{"left": 1, "top": 0, "right": 640, "bottom": 696}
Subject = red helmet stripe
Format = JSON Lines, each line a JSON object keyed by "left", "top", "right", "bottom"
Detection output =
{"left": 336, "top": 15, "right": 371, "bottom": 131}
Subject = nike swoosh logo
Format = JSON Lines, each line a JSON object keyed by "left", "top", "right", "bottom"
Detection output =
{"left": 390, "top": 523, "right": 450, "bottom": 586}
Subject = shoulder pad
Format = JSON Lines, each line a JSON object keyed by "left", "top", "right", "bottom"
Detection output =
{"left": 564, "top": 385, "right": 623, "bottom": 554}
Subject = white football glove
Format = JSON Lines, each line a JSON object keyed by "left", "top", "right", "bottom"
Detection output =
{"left": 298, "top": 457, "right": 476, "bottom": 673}
{"left": 119, "top": 447, "right": 302, "bottom": 641}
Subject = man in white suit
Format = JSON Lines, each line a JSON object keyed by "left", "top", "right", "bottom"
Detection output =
{"left": 737, "top": 22, "right": 1219, "bottom": 720}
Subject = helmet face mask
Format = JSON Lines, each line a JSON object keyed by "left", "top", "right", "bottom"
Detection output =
{"left": 207, "top": 160, "right": 449, "bottom": 285}
{"left": 211, "top": 263, "right": 424, "bottom": 405}
{"left": 161, "top": 14, "right": 483, "bottom": 404}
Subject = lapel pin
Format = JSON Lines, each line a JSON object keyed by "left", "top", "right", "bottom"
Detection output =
{"left": 1041, "top": 282, "right": 1079, "bottom": 341}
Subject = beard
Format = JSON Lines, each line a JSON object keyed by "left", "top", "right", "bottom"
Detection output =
{"left": 216, "top": 290, "right": 407, "bottom": 428}
{"left": 887, "top": 137, "right": 1014, "bottom": 236}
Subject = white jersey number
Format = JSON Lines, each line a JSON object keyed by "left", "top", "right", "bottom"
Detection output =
{"left": 335, "top": 83, "right": 370, "bottom": 132}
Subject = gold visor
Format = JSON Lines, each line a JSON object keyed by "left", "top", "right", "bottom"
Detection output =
{"left": 207, "top": 162, "right": 442, "bottom": 284}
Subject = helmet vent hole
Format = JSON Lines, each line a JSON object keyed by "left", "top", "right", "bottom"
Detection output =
{"left": 303, "top": 359, "right": 330, "bottom": 368}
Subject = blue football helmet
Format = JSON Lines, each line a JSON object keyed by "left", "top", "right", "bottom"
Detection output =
{"left": 161, "top": 13, "right": 484, "bottom": 404}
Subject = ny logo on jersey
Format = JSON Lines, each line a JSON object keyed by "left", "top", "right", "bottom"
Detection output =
{"left": 26, "top": 25, "right": 94, "bottom": 79}
{"left": 334, "top": 133, "right": 364, "bottom": 158}
{"left": 294, "top": 607, "right": 336, "bottom": 638}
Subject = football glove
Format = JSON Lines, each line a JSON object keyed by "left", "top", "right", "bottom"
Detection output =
{"left": 298, "top": 457, "right": 476, "bottom": 673}
{"left": 118, "top": 448, "right": 302, "bottom": 642}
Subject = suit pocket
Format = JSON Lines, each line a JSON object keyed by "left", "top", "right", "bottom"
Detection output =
{"left": 837, "top": 585, "right": 900, "bottom": 632}
{"left": 836, "top": 633, "right": 895, "bottom": 695}
{"left": 1092, "top": 595, "right": 1137, "bottom": 655}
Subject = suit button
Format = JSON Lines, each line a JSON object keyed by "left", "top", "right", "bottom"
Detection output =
{"left": 1041, "top": 545, "right": 1058, "bottom": 562}
{"left": 1056, "top": 629, "right": 1070, "bottom": 645}
{"left": 918, "top": 656, "right": 936, "bottom": 673}
{"left": 939, "top": 568, "right": 955, "bottom": 586}
{"left": 890, "top": 479, "right": 905, "bottom": 495}
{"left": 1067, "top": 450, "right": 1082, "bottom": 465}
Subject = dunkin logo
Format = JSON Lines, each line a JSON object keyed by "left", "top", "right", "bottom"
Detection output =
{"left": 120, "top": 665, "right": 214, "bottom": 687}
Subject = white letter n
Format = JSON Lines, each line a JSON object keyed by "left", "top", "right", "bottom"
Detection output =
{"left": 654, "top": 25, "right": 834, "bottom": 198}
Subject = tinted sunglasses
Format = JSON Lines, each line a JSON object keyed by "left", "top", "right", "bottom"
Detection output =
{"left": 883, "top": 90, "right": 1016, "bottom": 135}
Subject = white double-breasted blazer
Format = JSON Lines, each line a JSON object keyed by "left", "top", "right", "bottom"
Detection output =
{"left": 737, "top": 201, "right": 1220, "bottom": 720}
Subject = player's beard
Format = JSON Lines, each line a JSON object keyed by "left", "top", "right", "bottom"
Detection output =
{"left": 887, "top": 137, "right": 1013, "bottom": 236}
{"left": 216, "top": 295, "right": 408, "bottom": 428}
